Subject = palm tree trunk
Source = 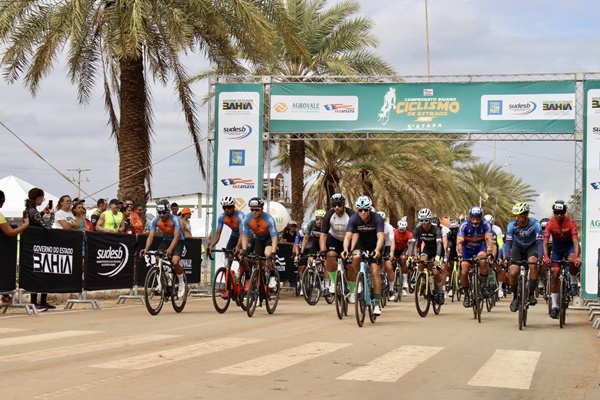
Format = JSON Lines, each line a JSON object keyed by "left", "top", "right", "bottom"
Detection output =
{"left": 289, "top": 137, "right": 305, "bottom": 222}
{"left": 117, "top": 56, "right": 150, "bottom": 208}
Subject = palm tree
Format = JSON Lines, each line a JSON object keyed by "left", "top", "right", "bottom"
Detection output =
{"left": 256, "top": 0, "right": 396, "bottom": 222}
{"left": 0, "top": 0, "right": 278, "bottom": 207}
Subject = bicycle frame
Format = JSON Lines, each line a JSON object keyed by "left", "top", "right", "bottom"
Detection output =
{"left": 210, "top": 248, "right": 247, "bottom": 313}
{"left": 245, "top": 253, "right": 280, "bottom": 317}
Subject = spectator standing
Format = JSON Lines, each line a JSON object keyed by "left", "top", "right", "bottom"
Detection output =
{"left": 129, "top": 204, "right": 144, "bottom": 235}
{"left": 96, "top": 198, "right": 125, "bottom": 233}
{"left": 279, "top": 221, "right": 298, "bottom": 285}
{"left": 122, "top": 204, "right": 135, "bottom": 234}
{"left": 52, "top": 195, "right": 79, "bottom": 230}
{"left": 91, "top": 198, "right": 107, "bottom": 228}
{"left": 171, "top": 202, "right": 179, "bottom": 216}
{"left": 0, "top": 190, "right": 30, "bottom": 306}
{"left": 24, "top": 187, "right": 53, "bottom": 230}
{"left": 180, "top": 207, "right": 193, "bottom": 238}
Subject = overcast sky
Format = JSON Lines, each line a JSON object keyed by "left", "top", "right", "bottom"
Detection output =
{"left": 1, "top": 0, "right": 598, "bottom": 217}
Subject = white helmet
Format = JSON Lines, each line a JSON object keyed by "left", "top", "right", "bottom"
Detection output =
{"left": 484, "top": 214, "right": 494, "bottom": 225}
{"left": 449, "top": 219, "right": 459, "bottom": 229}
{"left": 355, "top": 195, "right": 373, "bottom": 209}
{"left": 417, "top": 208, "right": 432, "bottom": 220}
{"left": 220, "top": 196, "right": 235, "bottom": 207}
{"left": 397, "top": 220, "right": 408, "bottom": 230}
{"left": 377, "top": 211, "right": 386, "bottom": 220}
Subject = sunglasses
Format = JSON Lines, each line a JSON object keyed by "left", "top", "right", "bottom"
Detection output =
{"left": 358, "top": 209, "right": 370, "bottom": 213}
{"left": 290, "top": 224, "right": 297, "bottom": 227}
{"left": 158, "top": 210, "right": 168, "bottom": 215}
{"left": 250, "top": 208, "right": 261, "bottom": 212}
{"left": 554, "top": 211, "right": 565, "bottom": 215}
{"left": 333, "top": 204, "right": 344, "bottom": 208}
{"left": 223, "top": 206, "right": 234, "bottom": 210}
{"left": 420, "top": 219, "right": 430, "bottom": 223}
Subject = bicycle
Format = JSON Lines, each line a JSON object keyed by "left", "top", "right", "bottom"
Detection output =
{"left": 407, "top": 259, "right": 418, "bottom": 294}
{"left": 302, "top": 255, "right": 334, "bottom": 306}
{"left": 485, "top": 259, "right": 499, "bottom": 312}
{"left": 143, "top": 250, "right": 188, "bottom": 316}
{"left": 334, "top": 255, "right": 350, "bottom": 320}
{"left": 355, "top": 250, "right": 377, "bottom": 327}
{"left": 210, "top": 248, "right": 247, "bottom": 313}
{"left": 392, "top": 257, "right": 404, "bottom": 302}
{"left": 512, "top": 259, "right": 539, "bottom": 330}
{"left": 293, "top": 257, "right": 301, "bottom": 297}
{"left": 549, "top": 258, "right": 576, "bottom": 328}
{"left": 446, "top": 257, "right": 462, "bottom": 303}
{"left": 244, "top": 253, "right": 280, "bottom": 317}
{"left": 380, "top": 257, "right": 390, "bottom": 308}
{"left": 463, "top": 256, "right": 488, "bottom": 323}
{"left": 413, "top": 258, "right": 443, "bottom": 318}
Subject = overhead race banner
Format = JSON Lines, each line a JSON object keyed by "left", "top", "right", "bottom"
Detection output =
{"left": 270, "top": 81, "right": 575, "bottom": 133}
{"left": 583, "top": 80, "right": 600, "bottom": 297}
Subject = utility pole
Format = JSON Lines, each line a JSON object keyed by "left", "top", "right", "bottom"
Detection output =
{"left": 505, "top": 155, "right": 515, "bottom": 175}
{"left": 67, "top": 168, "right": 91, "bottom": 199}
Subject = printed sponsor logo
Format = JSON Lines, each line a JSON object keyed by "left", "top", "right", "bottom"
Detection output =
{"left": 323, "top": 103, "right": 356, "bottom": 113}
{"left": 221, "top": 178, "right": 256, "bottom": 189}
{"left": 223, "top": 124, "right": 252, "bottom": 140}
{"left": 589, "top": 220, "right": 600, "bottom": 233}
{"left": 508, "top": 101, "right": 536, "bottom": 115}
{"left": 33, "top": 245, "right": 74, "bottom": 274}
{"left": 292, "top": 102, "right": 320, "bottom": 111}
{"left": 235, "top": 198, "right": 247, "bottom": 210}
{"left": 591, "top": 182, "right": 600, "bottom": 190}
{"left": 543, "top": 101, "right": 573, "bottom": 111}
{"left": 229, "top": 150, "right": 245, "bottom": 166}
{"left": 396, "top": 97, "right": 460, "bottom": 122}
{"left": 423, "top": 89, "right": 434, "bottom": 96}
{"left": 270, "top": 95, "right": 358, "bottom": 121}
{"left": 593, "top": 127, "right": 600, "bottom": 133}
{"left": 222, "top": 100, "right": 254, "bottom": 111}
{"left": 592, "top": 97, "right": 600, "bottom": 108}
{"left": 487, "top": 100, "right": 503, "bottom": 115}
{"left": 97, "top": 243, "right": 129, "bottom": 277}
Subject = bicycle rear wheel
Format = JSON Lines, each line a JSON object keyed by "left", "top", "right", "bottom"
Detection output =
{"left": 235, "top": 274, "right": 248, "bottom": 311}
{"left": 171, "top": 273, "right": 188, "bottom": 313}
{"left": 450, "top": 268, "right": 460, "bottom": 303}
{"left": 408, "top": 268, "right": 417, "bottom": 294}
{"left": 144, "top": 266, "right": 165, "bottom": 316}
{"left": 335, "top": 270, "right": 347, "bottom": 320}
{"left": 212, "top": 267, "right": 232, "bottom": 314}
{"left": 415, "top": 272, "right": 430, "bottom": 317}
{"left": 302, "top": 267, "right": 322, "bottom": 306}
{"left": 393, "top": 267, "right": 402, "bottom": 302}
{"left": 324, "top": 274, "right": 334, "bottom": 304}
{"left": 473, "top": 277, "right": 482, "bottom": 323}
{"left": 294, "top": 263, "right": 301, "bottom": 297}
{"left": 380, "top": 274, "right": 387, "bottom": 309}
{"left": 559, "top": 277, "right": 567, "bottom": 328}
{"left": 265, "top": 270, "right": 280, "bottom": 314}
{"left": 246, "top": 268, "right": 260, "bottom": 317}
{"left": 355, "top": 271, "right": 366, "bottom": 327}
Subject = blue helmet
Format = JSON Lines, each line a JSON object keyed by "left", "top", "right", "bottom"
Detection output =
{"left": 469, "top": 206, "right": 483, "bottom": 218}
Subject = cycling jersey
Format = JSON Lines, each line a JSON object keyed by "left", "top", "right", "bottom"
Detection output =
{"left": 242, "top": 211, "right": 278, "bottom": 240}
{"left": 393, "top": 229, "right": 413, "bottom": 250}
{"left": 305, "top": 219, "right": 323, "bottom": 239}
{"left": 321, "top": 207, "right": 355, "bottom": 241}
{"left": 216, "top": 210, "right": 245, "bottom": 237}
{"left": 505, "top": 217, "right": 544, "bottom": 256}
{"left": 543, "top": 215, "right": 578, "bottom": 252}
{"left": 408, "top": 224, "right": 442, "bottom": 257}
{"left": 457, "top": 219, "right": 492, "bottom": 251}
{"left": 490, "top": 224, "right": 504, "bottom": 249}
{"left": 346, "top": 211, "right": 384, "bottom": 251}
{"left": 383, "top": 222, "right": 394, "bottom": 247}
{"left": 150, "top": 213, "right": 184, "bottom": 242}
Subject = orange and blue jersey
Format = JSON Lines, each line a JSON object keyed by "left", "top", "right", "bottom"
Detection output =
{"left": 544, "top": 216, "right": 578, "bottom": 252}
{"left": 242, "top": 211, "right": 278, "bottom": 240}
{"left": 217, "top": 210, "right": 245, "bottom": 237}
{"left": 150, "top": 214, "right": 184, "bottom": 242}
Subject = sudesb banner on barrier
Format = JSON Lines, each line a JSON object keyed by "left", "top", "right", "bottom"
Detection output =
{"left": 269, "top": 81, "right": 575, "bottom": 134}
{"left": 85, "top": 231, "right": 136, "bottom": 291}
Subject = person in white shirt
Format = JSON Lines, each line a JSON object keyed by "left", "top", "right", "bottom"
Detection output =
{"left": 52, "top": 195, "right": 79, "bottom": 230}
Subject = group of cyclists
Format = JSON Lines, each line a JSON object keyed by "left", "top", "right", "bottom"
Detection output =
{"left": 202, "top": 192, "right": 581, "bottom": 322}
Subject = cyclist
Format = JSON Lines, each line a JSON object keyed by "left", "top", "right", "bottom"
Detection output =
{"left": 240, "top": 197, "right": 279, "bottom": 289}
{"left": 457, "top": 206, "right": 494, "bottom": 308}
{"left": 319, "top": 193, "right": 356, "bottom": 298}
{"left": 207, "top": 196, "right": 248, "bottom": 289}
{"left": 393, "top": 218, "right": 413, "bottom": 296}
{"left": 543, "top": 200, "right": 581, "bottom": 319}
{"left": 505, "top": 202, "right": 544, "bottom": 313}
{"left": 377, "top": 211, "right": 396, "bottom": 301}
{"left": 301, "top": 209, "right": 326, "bottom": 290}
{"left": 140, "top": 199, "right": 186, "bottom": 299}
{"left": 341, "top": 196, "right": 385, "bottom": 315}
{"left": 484, "top": 214, "right": 507, "bottom": 297}
{"left": 407, "top": 208, "right": 445, "bottom": 305}
{"left": 431, "top": 216, "right": 450, "bottom": 294}
{"left": 444, "top": 219, "right": 459, "bottom": 297}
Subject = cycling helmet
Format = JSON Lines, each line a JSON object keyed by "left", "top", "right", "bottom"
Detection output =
{"left": 552, "top": 200, "right": 567, "bottom": 213}
{"left": 397, "top": 220, "right": 408, "bottom": 230}
{"left": 512, "top": 202, "right": 530, "bottom": 215}
{"left": 248, "top": 197, "right": 264, "bottom": 208}
{"left": 483, "top": 214, "right": 494, "bottom": 225}
{"left": 540, "top": 217, "right": 550, "bottom": 229}
{"left": 430, "top": 216, "right": 440, "bottom": 226}
{"left": 468, "top": 206, "right": 483, "bottom": 218}
{"left": 315, "top": 209, "right": 326, "bottom": 219}
{"left": 417, "top": 208, "right": 432, "bottom": 220}
{"left": 331, "top": 193, "right": 346, "bottom": 206}
{"left": 449, "top": 219, "right": 459, "bottom": 229}
{"left": 156, "top": 199, "right": 170, "bottom": 214}
{"left": 355, "top": 195, "right": 373, "bottom": 209}
{"left": 377, "top": 211, "right": 387, "bottom": 220}
{"left": 220, "top": 196, "right": 235, "bottom": 207}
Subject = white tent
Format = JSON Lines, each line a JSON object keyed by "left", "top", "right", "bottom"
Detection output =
{"left": 0, "top": 175, "right": 60, "bottom": 218}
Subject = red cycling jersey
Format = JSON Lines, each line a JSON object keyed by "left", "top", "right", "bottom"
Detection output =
{"left": 543, "top": 216, "right": 578, "bottom": 247}
{"left": 394, "top": 229, "right": 413, "bottom": 250}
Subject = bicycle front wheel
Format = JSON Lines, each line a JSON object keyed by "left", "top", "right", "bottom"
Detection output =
{"left": 246, "top": 268, "right": 260, "bottom": 317}
{"left": 212, "top": 267, "right": 232, "bottom": 314}
{"left": 144, "top": 266, "right": 165, "bottom": 316}
{"left": 355, "top": 271, "right": 366, "bottom": 327}
{"left": 335, "top": 270, "right": 347, "bottom": 320}
{"left": 408, "top": 269, "right": 417, "bottom": 294}
{"left": 415, "top": 272, "right": 430, "bottom": 318}
{"left": 171, "top": 273, "right": 188, "bottom": 313}
{"left": 473, "top": 277, "right": 482, "bottom": 323}
{"left": 517, "top": 275, "right": 525, "bottom": 330}
{"left": 559, "top": 277, "right": 567, "bottom": 328}
{"left": 265, "top": 270, "right": 280, "bottom": 314}
{"left": 302, "top": 267, "right": 322, "bottom": 306}
{"left": 393, "top": 268, "right": 402, "bottom": 302}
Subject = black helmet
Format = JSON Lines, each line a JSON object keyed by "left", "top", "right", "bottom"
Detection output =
{"left": 331, "top": 193, "right": 346, "bottom": 206}
{"left": 248, "top": 197, "right": 264, "bottom": 208}
{"left": 156, "top": 199, "right": 170, "bottom": 214}
{"left": 552, "top": 200, "right": 567, "bottom": 214}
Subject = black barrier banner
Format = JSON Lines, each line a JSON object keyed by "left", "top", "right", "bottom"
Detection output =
{"left": 85, "top": 232, "right": 136, "bottom": 291}
{"left": 19, "top": 227, "right": 83, "bottom": 293}
{"left": 0, "top": 232, "right": 17, "bottom": 292}
{"left": 136, "top": 236, "right": 203, "bottom": 285}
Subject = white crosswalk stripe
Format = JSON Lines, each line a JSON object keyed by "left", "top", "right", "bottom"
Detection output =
{"left": 337, "top": 345, "right": 445, "bottom": 382}
{"left": 468, "top": 349, "right": 541, "bottom": 389}
{"left": 209, "top": 342, "right": 352, "bottom": 376}
{"left": 0, "top": 328, "right": 27, "bottom": 334}
{"left": 91, "top": 337, "right": 262, "bottom": 370}
{"left": 3, "top": 334, "right": 178, "bottom": 362}
{"left": 0, "top": 330, "right": 100, "bottom": 348}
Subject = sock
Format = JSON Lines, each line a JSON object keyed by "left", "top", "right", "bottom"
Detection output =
{"left": 551, "top": 293, "right": 558, "bottom": 308}
{"left": 529, "top": 279, "right": 537, "bottom": 294}
{"left": 389, "top": 281, "right": 395, "bottom": 291}
{"left": 349, "top": 281, "right": 356, "bottom": 292}
{"left": 403, "top": 273, "right": 408, "bottom": 286}
{"left": 570, "top": 274, "right": 578, "bottom": 285}
{"left": 374, "top": 293, "right": 381, "bottom": 306}
{"left": 511, "top": 285, "right": 518, "bottom": 298}
{"left": 177, "top": 273, "right": 184, "bottom": 283}
{"left": 329, "top": 271, "right": 336, "bottom": 283}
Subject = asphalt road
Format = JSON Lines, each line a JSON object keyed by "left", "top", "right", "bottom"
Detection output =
{"left": 1, "top": 291, "right": 598, "bottom": 399}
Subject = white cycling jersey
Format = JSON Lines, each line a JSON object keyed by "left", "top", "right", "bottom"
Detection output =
{"left": 384, "top": 222, "right": 394, "bottom": 247}
{"left": 325, "top": 209, "right": 351, "bottom": 241}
